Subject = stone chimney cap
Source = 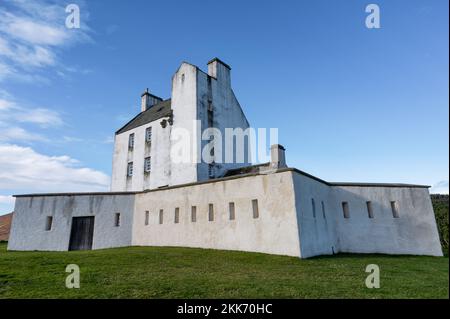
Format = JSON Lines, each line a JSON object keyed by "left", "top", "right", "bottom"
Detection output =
{"left": 207, "top": 57, "right": 231, "bottom": 70}
{"left": 141, "top": 88, "right": 163, "bottom": 100}
{"left": 271, "top": 144, "right": 286, "bottom": 151}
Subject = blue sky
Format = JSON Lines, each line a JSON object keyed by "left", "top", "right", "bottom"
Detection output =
{"left": 0, "top": 0, "right": 448, "bottom": 214}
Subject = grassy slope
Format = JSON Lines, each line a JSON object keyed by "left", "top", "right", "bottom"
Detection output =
{"left": 0, "top": 243, "right": 447, "bottom": 299}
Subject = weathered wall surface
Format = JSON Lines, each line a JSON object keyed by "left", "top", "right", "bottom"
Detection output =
{"left": 292, "top": 173, "right": 337, "bottom": 258}
{"left": 168, "top": 63, "right": 199, "bottom": 186}
{"left": 196, "top": 63, "right": 251, "bottom": 180}
{"left": 132, "top": 171, "right": 301, "bottom": 257}
{"left": 330, "top": 185, "right": 442, "bottom": 256}
{"left": 8, "top": 194, "right": 135, "bottom": 251}
{"left": 111, "top": 116, "right": 172, "bottom": 192}
{"left": 292, "top": 171, "right": 443, "bottom": 258}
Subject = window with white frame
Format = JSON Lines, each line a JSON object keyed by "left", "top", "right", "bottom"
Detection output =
{"left": 127, "top": 162, "right": 133, "bottom": 177}
{"left": 128, "top": 133, "right": 135, "bottom": 149}
{"left": 144, "top": 157, "right": 151, "bottom": 173}
{"left": 145, "top": 127, "right": 152, "bottom": 143}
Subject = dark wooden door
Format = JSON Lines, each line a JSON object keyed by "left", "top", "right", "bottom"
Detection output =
{"left": 69, "top": 216, "right": 95, "bottom": 251}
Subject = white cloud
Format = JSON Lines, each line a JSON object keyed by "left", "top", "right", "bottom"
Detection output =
{"left": 0, "top": 195, "right": 15, "bottom": 204}
{"left": 0, "top": 144, "right": 110, "bottom": 192}
{"left": 0, "top": 96, "right": 63, "bottom": 129}
{"left": 430, "top": 180, "right": 449, "bottom": 195}
{"left": 0, "top": 127, "right": 48, "bottom": 143}
{"left": 2, "top": 14, "right": 69, "bottom": 46}
{"left": 0, "top": 0, "right": 91, "bottom": 81}
{"left": 18, "top": 107, "right": 63, "bottom": 127}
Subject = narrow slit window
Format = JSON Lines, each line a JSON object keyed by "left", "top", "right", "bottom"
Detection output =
{"left": 342, "top": 202, "right": 350, "bottom": 219}
{"left": 174, "top": 207, "right": 180, "bottom": 224}
{"left": 208, "top": 204, "right": 214, "bottom": 221}
{"left": 321, "top": 201, "right": 326, "bottom": 219}
{"left": 252, "top": 199, "right": 259, "bottom": 219}
{"left": 229, "top": 202, "right": 235, "bottom": 220}
{"left": 159, "top": 209, "right": 163, "bottom": 224}
{"left": 311, "top": 198, "right": 316, "bottom": 218}
{"left": 145, "top": 211, "right": 149, "bottom": 225}
{"left": 191, "top": 206, "right": 197, "bottom": 222}
{"left": 366, "top": 201, "right": 374, "bottom": 219}
{"left": 114, "top": 213, "right": 121, "bottom": 227}
{"left": 45, "top": 216, "right": 53, "bottom": 231}
{"left": 127, "top": 162, "right": 133, "bottom": 177}
{"left": 128, "top": 133, "right": 135, "bottom": 149}
{"left": 391, "top": 201, "right": 399, "bottom": 218}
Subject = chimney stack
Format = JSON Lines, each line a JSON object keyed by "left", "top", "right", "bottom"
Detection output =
{"left": 207, "top": 58, "right": 231, "bottom": 86}
{"left": 270, "top": 144, "right": 287, "bottom": 169}
{"left": 141, "top": 88, "right": 163, "bottom": 112}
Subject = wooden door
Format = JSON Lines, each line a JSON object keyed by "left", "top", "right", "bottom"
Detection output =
{"left": 69, "top": 216, "right": 95, "bottom": 251}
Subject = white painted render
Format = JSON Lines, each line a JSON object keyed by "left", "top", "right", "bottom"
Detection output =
{"left": 111, "top": 116, "right": 172, "bottom": 191}
{"left": 8, "top": 169, "right": 443, "bottom": 258}
{"left": 132, "top": 171, "right": 300, "bottom": 257}
{"left": 111, "top": 59, "right": 251, "bottom": 192}
{"left": 6, "top": 58, "right": 443, "bottom": 258}
{"left": 8, "top": 194, "right": 135, "bottom": 251}
{"left": 292, "top": 172, "right": 442, "bottom": 258}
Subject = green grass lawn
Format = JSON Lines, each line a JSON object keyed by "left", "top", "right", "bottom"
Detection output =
{"left": 0, "top": 242, "right": 448, "bottom": 299}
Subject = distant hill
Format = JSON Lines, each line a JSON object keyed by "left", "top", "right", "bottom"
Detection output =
{"left": 0, "top": 213, "right": 13, "bottom": 241}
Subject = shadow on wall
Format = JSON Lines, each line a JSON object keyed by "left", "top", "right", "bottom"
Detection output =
{"left": 0, "top": 212, "right": 13, "bottom": 241}
{"left": 294, "top": 174, "right": 442, "bottom": 258}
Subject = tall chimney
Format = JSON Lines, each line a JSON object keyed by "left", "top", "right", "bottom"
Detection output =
{"left": 270, "top": 144, "right": 287, "bottom": 169}
{"left": 207, "top": 58, "right": 231, "bottom": 86}
{"left": 141, "top": 88, "right": 163, "bottom": 112}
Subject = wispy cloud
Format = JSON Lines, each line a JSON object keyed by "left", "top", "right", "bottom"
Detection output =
{"left": 0, "top": 195, "right": 15, "bottom": 205}
{"left": 0, "top": 144, "right": 110, "bottom": 192}
{"left": 0, "top": 96, "right": 64, "bottom": 129}
{"left": 0, "top": 127, "right": 48, "bottom": 143}
{"left": 430, "top": 180, "right": 449, "bottom": 195}
{"left": 0, "top": 0, "right": 92, "bottom": 82}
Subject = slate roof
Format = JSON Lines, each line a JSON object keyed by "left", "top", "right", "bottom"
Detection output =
{"left": 115, "top": 99, "right": 172, "bottom": 135}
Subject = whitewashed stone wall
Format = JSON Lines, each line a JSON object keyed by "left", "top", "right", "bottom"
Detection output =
{"left": 8, "top": 194, "right": 135, "bottom": 251}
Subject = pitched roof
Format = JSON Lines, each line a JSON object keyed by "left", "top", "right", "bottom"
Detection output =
{"left": 115, "top": 99, "right": 172, "bottom": 135}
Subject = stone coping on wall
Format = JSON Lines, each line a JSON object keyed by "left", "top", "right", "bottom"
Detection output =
{"left": 13, "top": 167, "right": 430, "bottom": 198}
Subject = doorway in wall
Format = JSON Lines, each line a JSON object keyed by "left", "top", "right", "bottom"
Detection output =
{"left": 69, "top": 216, "right": 95, "bottom": 251}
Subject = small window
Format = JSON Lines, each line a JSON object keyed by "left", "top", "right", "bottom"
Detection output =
{"left": 114, "top": 213, "right": 121, "bottom": 227}
{"left": 128, "top": 133, "right": 135, "bottom": 149}
{"left": 366, "top": 201, "right": 374, "bottom": 218}
{"left": 229, "top": 202, "right": 235, "bottom": 220}
{"left": 342, "top": 202, "right": 350, "bottom": 219}
{"left": 159, "top": 209, "right": 163, "bottom": 224}
{"left": 127, "top": 162, "right": 133, "bottom": 177}
{"left": 45, "top": 216, "right": 53, "bottom": 231}
{"left": 208, "top": 204, "right": 214, "bottom": 221}
{"left": 311, "top": 198, "right": 316, "bottom": 218}
{"left": 321, "top": 201, "right": 326, "bottom": 219}
{"left": 145, "top": 127, "right": 152, "bottom": 143}
{"left": 208, "top": 164, "right": 214, "bottom": 178}
{"left": 191, "top": 206, "right": 197, "bottom": 222}
{"left": 144, "top": 157, "right": 151, "bottom": 173}
{"left": 145, "top": 211, "right": 149, "bottom": 226}
{"left": 391, "top": 201, "right": 399, "bottom": 218}
{"left": 174, "top": 207, "right": 180, "bottom": 224}
{"left": 252, "top": 199, "right": 259, "bottom": 219}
